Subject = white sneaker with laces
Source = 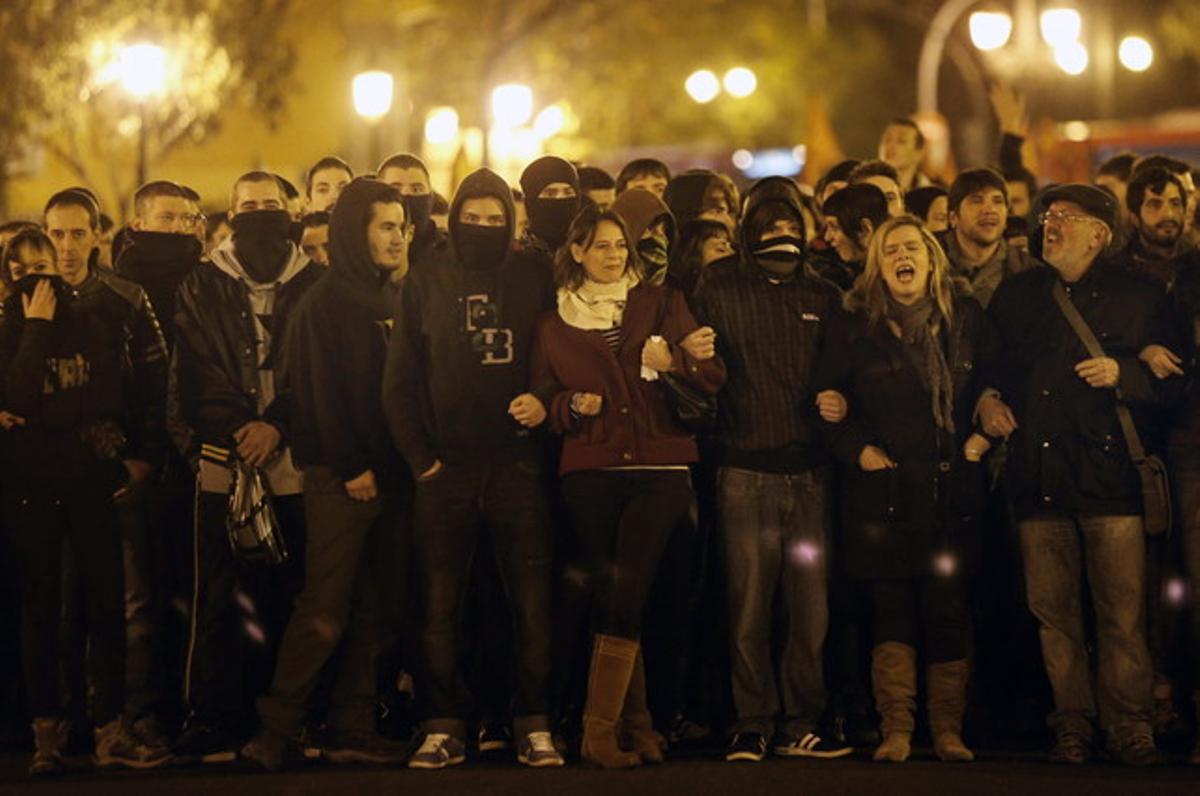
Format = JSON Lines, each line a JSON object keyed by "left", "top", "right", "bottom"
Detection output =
{"left": 517, "top": 731, "right": 564, "bottom": 768}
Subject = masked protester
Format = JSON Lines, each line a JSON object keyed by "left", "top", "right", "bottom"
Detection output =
{"left": 664, "top": 170, "right": 737, "bottom": 235}
{"left": 0, "top": 225, "right": 171, "bottom": 775}
{"left": 693, "top": 176, "right": 853, "bottom": 763}
{"left": 519, "top": 156, "right": 582, "bottom": 254}
{"left": 384, "top": 168, "right": 563, "bottom": 770}
{"left": 242, "top": 179, "right": 414, "bottom": 770}
{"left": 611, "top": 188, "right": 676, "bottom": 287}
{"left": 378, "top": 152, "right": 447, "bottom": 270}
{"left": 171, "top": 171, "right": 323, "bottom": 762}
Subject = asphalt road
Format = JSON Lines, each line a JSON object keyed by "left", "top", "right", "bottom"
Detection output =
{"left": 1, "top": 747, "right": 1197, "bottom": 795}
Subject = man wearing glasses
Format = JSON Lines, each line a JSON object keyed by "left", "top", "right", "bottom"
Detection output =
{"left": 977, "top": 185, "right": 1183, "bottom": 766}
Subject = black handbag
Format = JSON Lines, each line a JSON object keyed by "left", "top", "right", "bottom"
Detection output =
{"left": 1051, "top": 281, "right": 1171, "bottom": 535}
{"left": 652, "top": 289, "right": 719, "bottom": 434}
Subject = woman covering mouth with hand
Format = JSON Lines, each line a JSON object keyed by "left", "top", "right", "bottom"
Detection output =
{"left": 814, "top": 215, "right": 997, "bottom": 765}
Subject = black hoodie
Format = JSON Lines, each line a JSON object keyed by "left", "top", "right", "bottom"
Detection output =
{"left": 383, "top": 168, "right": 556, "bottom": 476}
{"left": 285, "top": 178, "right": 406, "bottom": 483}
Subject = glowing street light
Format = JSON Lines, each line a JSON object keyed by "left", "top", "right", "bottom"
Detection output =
{"left": 1118, "top": 36, "right": 1154, "bottom": 72}
{"left": 424, "top": 106, "right": 459, "bottom": 145}
{"left": 117, "top": 43, "right": 168, "bottom": 100}
{"left": 352, "top": 70, "right": 394, "bottom": 120}
{"left": 1054, "top": 41, "right": 1089, "bottom": 75}
{"left": 968, "top": 11, "right": 1013, "bottom": 51}
{"left": 723, "top": 67, "right": 757, "bottom": 98}
{"left": 492, "top": 83, "right": 534, "bottom": 129}
{"left": 533, "top": 104, "right": 565, "bottom": 140}
{"left": 1040, "top": 8, "right": 1082, "bottom": 49}
{"left": 685, "top": 70, "right": 720, "bottom": 103}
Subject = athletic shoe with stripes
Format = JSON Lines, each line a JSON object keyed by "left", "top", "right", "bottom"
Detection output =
{"left": 773, "top": 732, "right": 853, "bottom": 758}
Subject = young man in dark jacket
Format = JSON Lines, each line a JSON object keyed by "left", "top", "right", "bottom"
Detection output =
{"left": 243, "top": 178, "right": 413, "bottom": 769}
{"left": 1, "top": 216, "right": 170, "bottom": 773}
{"left": 383, "top": 168, "right": 562, "bottom": 769}
{"left": 978, "top": 184, "right": 1182, "bottom": 766}
{"left": 171, "top": 172, "right": 323, "bottom": 761}
{"left": 693, "top": 177, "right": 851, "bottom": 762}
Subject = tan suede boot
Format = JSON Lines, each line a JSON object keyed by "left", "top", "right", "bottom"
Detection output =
{"left": 871, "top": 642, "right": 916, "bottom": 763}
{"left": 581, "top": 634, "right": 642, "bottom": 768}
{"left": 928, "top": 659, "right": 975, "bottom": 762}
{"left": 619, "top": 650, "right": 665, "bottom": 764}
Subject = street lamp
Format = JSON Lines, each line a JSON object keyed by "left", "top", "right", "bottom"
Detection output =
{"left": 424, "top": 107, "right": 459, "bottom": 145}
{"left": 491, "top": 84, "right": 534, "bottom": 129}
{"left": 723, "top": 67, "right": 758, "bottom": 98}
{"left": 1053, "top": 41, "right": 1089, "bottom": 75}
{"left": 969, "top": 11, "right": 1013, "bottom": 51}
{"left": 533, "top": 105, "right": 565, "bottom": 140}
{"left": 117, "top": 43, "right": 168, "bottom": 187}
{"left": 685, "top": 70, "right": 720, "bottom": 103}
{"left": 1118, "top": 36, "right": 1153, "bottom": 72}
{"left": 352, "top": 70, "right": 394, "bottom": 120}
{"left": 1040, "top": 8, "right": 1082, "bottom": 48}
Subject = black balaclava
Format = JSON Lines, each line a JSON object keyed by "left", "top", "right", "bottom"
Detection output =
{"left": 519, "top": 156, "right": 580, "bottom": 249}
{"left": 456, "top": 225, "right": 511, "bottom": 271}
{"left": 231, "top": 209, "right": 293, "bottom": 283}
{"left": 402, "top": 194, "right": 434, "bottom": 239}
{"left": 747, "top": 201, "right": 807, "bottom": 279}
{"left": 449, "top": 168, "right": 516, "bottom": 272}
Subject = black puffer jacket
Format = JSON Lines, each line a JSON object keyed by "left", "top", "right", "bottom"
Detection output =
{"left": 169, "top": 242, "right": 322, "bottom": 460}
{"left": 817, "top": 292, "right": 993, "bottom": 579}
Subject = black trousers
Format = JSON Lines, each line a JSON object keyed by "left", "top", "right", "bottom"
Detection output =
{"left": 6, "top": 482, "right": 124, "bottom": 725}
{"left": 870, "top": 574, "right": 969, "bottom": 663}
{"left": 184, "top": 488, "right": 305, "bottom": 732}
{"left": 414, "top": 456, "right": 554, "bottom": 739}
{"left": 561, "top": 469, "right": 693, "bottom": 640}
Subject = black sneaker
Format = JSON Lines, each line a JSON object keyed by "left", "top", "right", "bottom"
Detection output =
{"left": 725, "top": 731, "right": 768, "bottom": 762}
{"left": 322, "top": 729, "right": 409, "bottom": 765}
{"left": 174, "top": 719, "right": 239, "bottom": 764}
{"left": 774, "top": 731, "right": 853, "bottom": 759}
{"left": 477, "top": 723, "right": 513, "bottom": 753}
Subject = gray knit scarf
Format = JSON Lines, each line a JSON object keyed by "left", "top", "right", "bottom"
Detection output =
{"left": 885, "top": 294, "right": 955, "bottom": 433}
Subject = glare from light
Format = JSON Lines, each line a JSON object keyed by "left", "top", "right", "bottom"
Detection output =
{"left": 1119, "top": 36, "right": 1153, "bottom": 72}
{"left": 424, "top": 107, "right": 460, "bottom": 145}
{"left": 789, "top": 541, "right": 821, "bottom": 567}
{"left": 1041, "top": 9, "right": 1082, "bottom": 49}
{"left": 491, "top": 84, "right": 534, "bottom": 129}
{"left": 723, "top": 67, "right": 758, "bottom": 98}
{"left": 118, "top": 43, "right": 168, "bottom": 100}
{"left": 489, "top": 126, "right": 541, "bottom": 162}
{"left": 353, "top": 70, "right": 394, "bottom": 120}
{"left": 685, "top": 70, "right": 721, "bottom": 103}
{"left": 732, "top": 149, "right": 754, "bottom": 170}
{"left": 533, "top": 105, "right": 565, "bottom": 140}
{"left": 969, "top": 12, "right": 1013, "bottom": 51}
{"left": 1164, "top": 577, "right": 1187, "bottom": 606}
{"left": 934, "top": 553, "right": 958, "bottom": 577}
{"left": 1062, "top": 120, "right": 1091, "bottom": 141}
{"left": 1054, "top": 41, "right": 1089, "bottom": 76}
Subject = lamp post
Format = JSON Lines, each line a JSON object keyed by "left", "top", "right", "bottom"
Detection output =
{"left": 353, "top": 70, "right": 395, "bottom": 169}
{"left": 116, "top": 43, "right": 168, "bottom": 186}
{"left": 685, "top": 67, "right": 756, "bottom": 103}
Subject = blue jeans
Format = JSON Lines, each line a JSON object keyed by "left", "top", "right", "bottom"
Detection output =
{"left": 1018, "top": 514, "right": 1154, "bottom": 744}
{"left": 719, "top": 466, "right": 831, "bottom": 738}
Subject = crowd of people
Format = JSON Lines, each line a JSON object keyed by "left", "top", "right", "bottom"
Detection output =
{"left": 1, "top": 101, "right": 1200, "bottom": 780}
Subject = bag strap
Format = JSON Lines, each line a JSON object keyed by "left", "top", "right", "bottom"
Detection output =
{"left": 1050, "top": 280, "right": 1148, "bottom": 464}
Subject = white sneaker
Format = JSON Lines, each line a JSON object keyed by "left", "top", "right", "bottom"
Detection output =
{"left": 517, "top": 731, "right": 564, "bottom": 768}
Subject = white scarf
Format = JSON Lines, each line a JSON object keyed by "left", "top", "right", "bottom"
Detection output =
{"left": 557, "top": 272, "right": 639, "bottom": 330}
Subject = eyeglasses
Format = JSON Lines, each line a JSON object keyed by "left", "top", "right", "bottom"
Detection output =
{"left": 1038, "top": 210, "right": 1097, "bottom": 226}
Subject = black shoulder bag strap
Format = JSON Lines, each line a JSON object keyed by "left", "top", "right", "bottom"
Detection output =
{"left": 1049, "top": 280, "right": 1146, "bottom": 463}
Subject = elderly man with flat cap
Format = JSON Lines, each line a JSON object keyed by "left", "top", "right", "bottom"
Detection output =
{"left": 976, "top": 184, "right": 1184, "bottom": 767}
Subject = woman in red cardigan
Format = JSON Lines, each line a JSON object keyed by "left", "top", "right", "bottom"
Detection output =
{"left": 531, "top": 205, "right": 725, "bottom": 767}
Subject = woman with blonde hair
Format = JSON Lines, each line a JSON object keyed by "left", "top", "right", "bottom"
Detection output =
{"left": 816, "top": 215, "right": 996, "bottom": 763}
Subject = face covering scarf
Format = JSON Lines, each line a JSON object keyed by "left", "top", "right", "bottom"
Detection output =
{"left": 232, "top": 210, "right": 294, "bottom": 283}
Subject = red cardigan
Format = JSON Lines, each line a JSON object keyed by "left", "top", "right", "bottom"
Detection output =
{"left": 531, "top": 283, "right": 726, "bottom": 475}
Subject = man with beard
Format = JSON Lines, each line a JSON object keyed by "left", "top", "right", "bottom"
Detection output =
{"left": 384, "top": 168, "right": 562, "bottom": 769}
{"left": 378, "top": 153, "right": 446, "bottom": 268}
{"left": 693, "top": 177, "right": 851, "bottom": 763}
{"left": 519, "top": 156, "right": 581, "bottom": 258}
{"left": 978, "top": 185, "right": 1181, "bottom": 766}
{"left": 171, "top": 171, "right": 322, "bottom": 763}
{"left": 242, "top": 179, "right": 413, "bottom": 770}
{"left": 114, "top": 179, "right": 208, "bottom": 745}
{"left": 1122, "top": 167, "right": 1192, "bottom": 289}
{"left": 939, "top": 168, "right": 1032, "bottom": 308}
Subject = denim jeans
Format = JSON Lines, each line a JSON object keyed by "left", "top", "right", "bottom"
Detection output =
{"left": 719, "top": 465, "right": 831, "bottom": 738}
{"left": 413, "top": 456, "right": 553, "bottom": 740}
{"left": 1018, "top": 513, "right": 1154, "bottom": 744}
